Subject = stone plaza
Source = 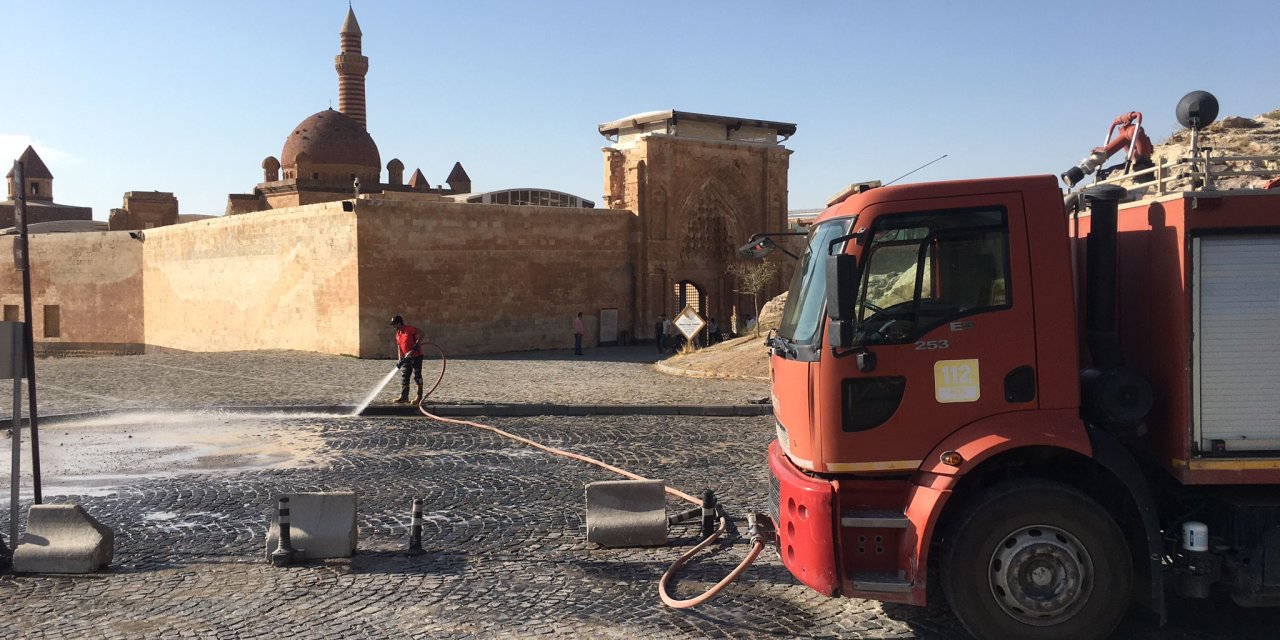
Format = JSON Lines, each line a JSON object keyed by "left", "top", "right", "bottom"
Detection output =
{"left": 1, "top": 348, "right": 1272, "bottom": 638}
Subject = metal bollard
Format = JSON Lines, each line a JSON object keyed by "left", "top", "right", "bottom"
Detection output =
{"left": 700, "top": 489, "right": 718, "bottom": 540}
{"left": 271, "top": 496, "right": 296, "bottom": 567}
{"left": 407, "top": 498, "right": 424, "bottom": 555}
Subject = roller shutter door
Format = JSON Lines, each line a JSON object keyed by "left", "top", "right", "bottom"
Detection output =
{"left": 1194, "top": 235, "right": 1280, "bottom": 451}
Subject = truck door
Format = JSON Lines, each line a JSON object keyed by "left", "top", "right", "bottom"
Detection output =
{"left": 818, "top": 194, "right": 1037, "bottom": 470}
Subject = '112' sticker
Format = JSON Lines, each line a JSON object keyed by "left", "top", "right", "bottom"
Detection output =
{"left": 935, "top": 359, "right": 980, "bottom": 403}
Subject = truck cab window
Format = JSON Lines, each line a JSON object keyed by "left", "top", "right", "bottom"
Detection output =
{"left": 777, "top": 219, "right": 853, "bottom": 345}
{"left": 856, "top": 208, "right": 1009, "bottom": 344}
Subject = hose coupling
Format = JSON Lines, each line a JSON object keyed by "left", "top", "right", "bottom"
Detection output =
{"left": 745, "top": 512, "right": 776, "bottom": 547}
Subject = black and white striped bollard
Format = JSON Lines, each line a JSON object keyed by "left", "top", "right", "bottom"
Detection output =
{"left": 408, "top": 498, "right": 424, "bottom": 555}
{"left": 271, "top": 495, "right": 296, "bottom": 567}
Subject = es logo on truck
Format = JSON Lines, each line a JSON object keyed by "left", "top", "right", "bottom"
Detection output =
{"left": 934, "top": 359, "right": 980, "bottom": 403}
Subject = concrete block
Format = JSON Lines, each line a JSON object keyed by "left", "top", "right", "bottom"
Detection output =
{"left": 585, "top": 480, "right": 667, "bottom": 548}
{"left": 13, "top": 504, "right": 114, "bottom": 573}
{"left": 265, "top": 491, "right": 357, "bottom": 561}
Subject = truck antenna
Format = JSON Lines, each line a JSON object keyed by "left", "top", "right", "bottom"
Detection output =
{"left": 884, "top": 154, "right": 948, "bottom": 186}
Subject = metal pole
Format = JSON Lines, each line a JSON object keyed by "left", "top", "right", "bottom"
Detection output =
{"left": 408, "top": 497, "right": 424, "bottom": 555}
{"left": 271, "top": 495, "right": 295, "bottom": 567}
{"left": 12, "top": 160, "right": 40, "bottom": 504}
{"left": 9, "top": 325, "right": 22, "bottom": 549}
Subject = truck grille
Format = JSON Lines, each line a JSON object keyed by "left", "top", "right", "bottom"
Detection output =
{"left": 769, "top": 467, "right": 781, "bottom": 525}
{"left": 776, "top": 421, "right": 790, "bottom": 456}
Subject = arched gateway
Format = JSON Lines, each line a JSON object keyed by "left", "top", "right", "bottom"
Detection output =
{"left": 599, "top": 110, "right": 796, "bottom": 345}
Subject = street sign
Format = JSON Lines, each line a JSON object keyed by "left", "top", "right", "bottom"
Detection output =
{"left": 673, "top": 306, "right": 706, "bottom": 340}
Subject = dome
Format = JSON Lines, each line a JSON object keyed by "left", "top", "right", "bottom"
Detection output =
{"left": 281, "top": 109, "right": 380, "bottom": 170}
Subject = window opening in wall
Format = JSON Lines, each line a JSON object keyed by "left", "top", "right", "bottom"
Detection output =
{"left": 43, "top": 305, "right": 60, "bottom": 338}
{"left": 674, "top": 280, "right": 704, "bottom": 315}
{"left": 312, "top": 172, "right": 320, "bottom": 180}
{"left": 31, "top": 183, "right": 40, "bottom": 195}
{"left": 3, "top": 305, "right": 18, "bottom": 322}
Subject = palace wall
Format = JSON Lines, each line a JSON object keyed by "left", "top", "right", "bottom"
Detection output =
{"left": 354, "top": 199, "right": 634, "bottom": 357}
{"left": 141, "top": 202, "right": 362, "bottom": 355}
{"left": 0, "top": 231, "right": 145, "bottom": 355}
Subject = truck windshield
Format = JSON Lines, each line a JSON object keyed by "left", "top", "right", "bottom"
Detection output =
{"left": 777, "top": 219, "right": 853, "bottom": 344}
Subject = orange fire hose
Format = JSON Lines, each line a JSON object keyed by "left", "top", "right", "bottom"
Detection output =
{"left": 412, "top": 364, "right": 765, "bottom": 608}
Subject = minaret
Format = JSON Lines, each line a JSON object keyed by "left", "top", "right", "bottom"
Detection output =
{"left": 335, "top": 6, "right": 369, "bottom": 130}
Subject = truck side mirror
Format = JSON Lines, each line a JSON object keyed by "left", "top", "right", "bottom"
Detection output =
{"left": 825, "top": 253, "right": 857, "bottom": 322}
{"left": 826, "top": 253, "right": 858, "bottom": 349}
{"left": 829, "top": 319, "right": 857, "bottom": 350}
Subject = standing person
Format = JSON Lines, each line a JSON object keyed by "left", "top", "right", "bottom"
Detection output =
{"left": 573, "top": 311, "right": 585, "bottom": 356}
{"left": 390, "top": 315, "right": 424, "bottom": 404}
{"left": 655, "top": 315, "right": 666, "bottom": 354}
{"left": 707, "top": 317, "right": 719, "bottom": 345}
{"left": 664, "top": 315, "right": 679, "bottom": 352}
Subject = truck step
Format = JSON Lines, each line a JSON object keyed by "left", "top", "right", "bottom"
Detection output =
{"left": 840, "top": 510, "right": 909, "bottom": 529}
{"left": 850, "top": 571, "right": 913, "bottom": 593}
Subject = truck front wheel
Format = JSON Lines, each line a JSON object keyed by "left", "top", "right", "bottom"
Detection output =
{"left": 941, "top": 480, "right": 1132, "bottom": 640}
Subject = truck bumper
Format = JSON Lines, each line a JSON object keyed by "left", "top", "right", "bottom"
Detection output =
{"left": 768, "top": 440, "right": 840, "bottom": 596}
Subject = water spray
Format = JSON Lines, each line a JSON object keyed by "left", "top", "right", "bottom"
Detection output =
{"left": 351, "top": 342, "right": 447, "bottom": 416}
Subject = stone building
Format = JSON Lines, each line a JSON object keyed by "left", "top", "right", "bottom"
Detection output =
{"left": 108, "top": 191, "right": 179, "bottom": 231}
{"left": 2, "top": 146, "right": 93, "bottom": 229}
{"left": 0, "top": 8, "right": 796, "bottom": 357}
{"left": 599, "top": 110, "right": 795, "bottom": 336}
{"left": 225, "top": 7, "right": 471, "bottom": 215}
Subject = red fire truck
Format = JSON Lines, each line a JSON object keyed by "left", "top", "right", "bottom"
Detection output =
{"left": 765, "top": 92, "right": 1280, "bottom": 639}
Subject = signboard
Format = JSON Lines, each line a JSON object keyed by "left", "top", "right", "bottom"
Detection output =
{"left": 673, "top": 306, "right": 706, "bottom": 340}
{"left": 599, "top": 308, "right": 618, "bottom": 344}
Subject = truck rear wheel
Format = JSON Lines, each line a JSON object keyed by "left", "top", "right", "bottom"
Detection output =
{"left": 941, "top": 480, "right": 1132, "bottom": 640}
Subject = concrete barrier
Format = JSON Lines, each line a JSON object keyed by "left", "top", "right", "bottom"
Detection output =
{"left": 13, "top": 504, "right": 114, "bottom": 573}
{"left": 585, "top": 480, "right": 667, "bottom": 547}
{"left": 265, "top": 491, "right": 357, "bottom": 561}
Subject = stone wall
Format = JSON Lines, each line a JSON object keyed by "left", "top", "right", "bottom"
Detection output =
{"left": 142, "top": 202, "right": 362, "bottom": 355}
{"left": 0, "top": 203, "right": 93, "bottom": 229}
{"left": 0, "top": 231, "right": 144, "bottom": 354}
{"left": 354, "top": 199, "right": 634, "bottom": 357}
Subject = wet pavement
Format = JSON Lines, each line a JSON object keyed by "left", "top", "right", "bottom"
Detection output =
{"left": 0, "top": 348, "right": 1276, "bottom": 638}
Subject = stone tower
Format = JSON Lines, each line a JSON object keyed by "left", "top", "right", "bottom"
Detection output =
{"left": 335, "top": 6, "right": 369, "bottom": 130}
{"left": 7, "top": 146, "right": 53, "bottom": 201}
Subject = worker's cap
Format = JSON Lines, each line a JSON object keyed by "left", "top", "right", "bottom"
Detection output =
{"left": 389, "top": 315, "right": 403, "bottom": 326}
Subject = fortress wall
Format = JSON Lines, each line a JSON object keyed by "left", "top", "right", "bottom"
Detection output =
{"left": 0, "top": 231, "right": 145, "bottom": 354}
{"left": 141, "top": 202, "right": 362, "bottom": 355}
{"left": 354, "top": 199, "right": 635, "bottom": 357}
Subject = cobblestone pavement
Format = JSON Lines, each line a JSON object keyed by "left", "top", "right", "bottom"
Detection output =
{"left": 29, "top": 346, "right": 768, "bottom": 416}
{"left": 0, "top": 351, "right": 1276, "bottom": 638}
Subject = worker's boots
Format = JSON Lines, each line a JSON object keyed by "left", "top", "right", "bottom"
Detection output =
{"left": 413, "top": 383, "right": 424, "bottom": 406}
{"left": 393, "top": 385, "right": 410, "bottom": 404}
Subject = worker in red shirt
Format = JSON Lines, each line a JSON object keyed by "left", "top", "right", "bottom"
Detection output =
{"left": 390, "top": 315, "right": 424, "bottom": 404}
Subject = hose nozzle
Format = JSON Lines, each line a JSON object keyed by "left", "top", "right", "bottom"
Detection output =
{"left": 1062, "top": 150, "right": 1108, "bottom": 188}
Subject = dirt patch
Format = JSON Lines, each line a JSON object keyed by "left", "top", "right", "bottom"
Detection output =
{"left": 660, "top": 293, "right": 786, "bottom": 380}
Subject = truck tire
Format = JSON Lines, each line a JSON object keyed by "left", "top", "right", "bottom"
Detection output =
{"left": 941, "top": 480, "right": 1132, "bottom": 640}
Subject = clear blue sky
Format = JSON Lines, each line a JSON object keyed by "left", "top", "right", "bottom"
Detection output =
{"left": 3, "top": 1, "right": 1278, "bottom": 217}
